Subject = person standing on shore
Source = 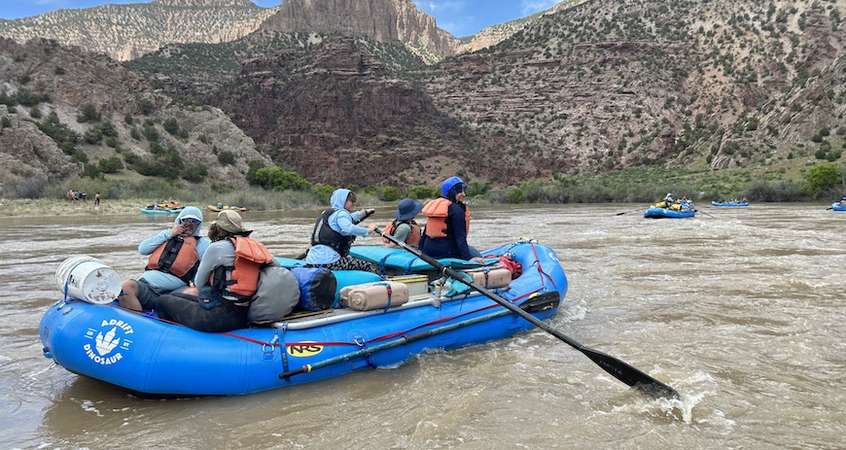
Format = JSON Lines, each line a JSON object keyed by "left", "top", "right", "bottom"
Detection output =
{"left": 94, "top": 192, "right": 101, "bottom": 210}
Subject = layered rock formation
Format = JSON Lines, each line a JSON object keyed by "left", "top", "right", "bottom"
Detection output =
{"left": 258, "top": 0, "right": 460, "bottom": 63}
{"left": 212, "top": 36, "right": 477, "bottom": 185}
{"left": 0, "top": 0, "right": 277, "bottom": 61}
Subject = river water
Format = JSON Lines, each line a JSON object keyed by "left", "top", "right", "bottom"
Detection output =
{"left": 1, "top": 204, "right": 844, "bottom": 448}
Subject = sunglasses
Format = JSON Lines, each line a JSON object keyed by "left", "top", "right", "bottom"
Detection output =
{"left": 180, "top": 218, "right": 201, "bottom": 226}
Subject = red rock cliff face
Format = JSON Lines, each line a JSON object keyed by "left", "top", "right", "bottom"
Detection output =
{"left": 213, "top": 37, "right": 490, "bottom": 185}
{"left": 259, "top": 0, "right": 459, "bottom": 61}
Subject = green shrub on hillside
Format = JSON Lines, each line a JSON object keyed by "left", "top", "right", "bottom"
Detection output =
{"left": 77, "top": 103, "right": 101, "bottom": 123}
{"left": 163, "top": 118, "right": 180, "bottom": 135}
{"left": 252, "top": 166, "right": 310, "bottom": 191}
{"left": 97, "top": 157, "right": 123, "bottom": 174}
{"left": 217, "top": 150, "right": 236, "bottom": 165}
{"left": 804, "top": 163, "right": 842, "bottom": 196}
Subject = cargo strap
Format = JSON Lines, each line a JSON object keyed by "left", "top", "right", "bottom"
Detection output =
{"left": 279, "top": 323, "right": 290, "bottom": 379}
{"left": 530, "top": 243, "right": 556, "bottom": 289}
{"left": 382, "top": 283, "right": 393, "bottom": 312}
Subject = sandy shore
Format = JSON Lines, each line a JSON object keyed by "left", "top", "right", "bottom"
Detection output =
{"left": 0, "top": 199, "right": 157, "bottom": 217}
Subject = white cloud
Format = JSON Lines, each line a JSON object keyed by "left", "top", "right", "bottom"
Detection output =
{"left": 520, "top": 0, "right": 559, "bottom": 16}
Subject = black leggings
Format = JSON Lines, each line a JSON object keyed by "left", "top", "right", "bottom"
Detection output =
{"left": 156, "top": 290, "right": 248, "bottom": 333}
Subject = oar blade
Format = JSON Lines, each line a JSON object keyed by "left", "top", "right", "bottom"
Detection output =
{"left": 580, "top": 346, "right": 679, "bottom": 400}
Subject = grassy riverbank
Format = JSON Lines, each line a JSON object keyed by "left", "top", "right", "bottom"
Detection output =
{"left": 6, "top": 163, "right": 845, "bottom": 217}
{"left": 484, "top": 165, "right": 845, "bottom": 204}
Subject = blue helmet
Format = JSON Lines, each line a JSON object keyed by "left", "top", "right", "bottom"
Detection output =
{"left": 440, "top": 176, "right": 465, "bottom": 198}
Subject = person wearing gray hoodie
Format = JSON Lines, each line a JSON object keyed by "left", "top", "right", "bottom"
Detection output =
{"left": 118, "top": 206, "right": 211, "bottom": 312}
{"left": 305, "top": 188, "right": 378, "bottom": 272}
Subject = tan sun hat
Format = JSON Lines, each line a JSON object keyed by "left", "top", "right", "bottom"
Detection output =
{"left": 211, "top": 210, "right": 249, "bottom": 234}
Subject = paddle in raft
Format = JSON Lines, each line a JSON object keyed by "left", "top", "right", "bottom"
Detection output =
{"left": 378, "top": 229, "right": 681, "bottom": 400}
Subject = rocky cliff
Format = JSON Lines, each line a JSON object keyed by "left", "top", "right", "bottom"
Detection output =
{"left": 424, "top": 0, "right": 846, "bottom": 176}
{"left": 0, "top": 0, "right": 277, "bottom": 61}
{"left": 128, "top": 30, "right": 425, "bottom": 99}
{"left": 211, "top": 36, "right": 478, "bottom": 185}
{"left": 0, "top": 38, "right": 268, "bottom": 196}
{"left": 258, "top": 0, "right": 460, "bottom": 63}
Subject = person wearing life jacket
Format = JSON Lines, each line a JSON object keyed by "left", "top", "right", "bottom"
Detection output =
{"left": 420, "top": 176, "right": 483, "bottom": 261}
{"left": 155, "top": 210, "right": 274, "bottom": 332}
{"left": 383, "top": 198, "right": 423, "bottom": 248}
{"left": 118, "top": 207, "right": 210, "bottom": 312}
{"left": 305, "top": 188, "right": 379, "bottom": 272}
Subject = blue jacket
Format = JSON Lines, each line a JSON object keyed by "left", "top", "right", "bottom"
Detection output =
{"left": 139, "top": 207, "right": 210, "bottom": 292}
{"left": 305, "top": 189, "right": 368, "bottom": 265}
{"left": 420, "top": 200, "right": 473, "bottom": 260}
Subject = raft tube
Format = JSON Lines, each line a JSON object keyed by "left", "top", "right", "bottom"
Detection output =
{"left": 832, "top": 203, "right": 846, "bottom": 212}
{"left": 39, "top": 242, "right": 567, "bottom": 396}
{"left": 139, "top": 207, "right": 183, "bottom": 216}
{"left": 644, "top": 207, "right": 696, "bottom": 219}
{"left": 711, "top": 201, "right": 750, "bottom": 207}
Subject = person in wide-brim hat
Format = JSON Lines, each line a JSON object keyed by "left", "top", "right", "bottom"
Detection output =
{"left": 383, "top": 198, "right": 423, "bottom": 248}
{"left": 209, "top": 209, "right": 251, "bottom": 239}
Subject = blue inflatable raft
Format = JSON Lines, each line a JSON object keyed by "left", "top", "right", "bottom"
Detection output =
{"left": 139, "top": 207, "right": 183, "bottom": 216}
{"left": 832, "top": 203, "right": 846, "bottom": 212}
{"left": 643, "top": 207, "right": 696, "bottom": 219}
{"left": 711, "top": 201, "right": 749, "bottom": 207}
{"left": 39, "top": 242, "right": 567, "bottom": 396}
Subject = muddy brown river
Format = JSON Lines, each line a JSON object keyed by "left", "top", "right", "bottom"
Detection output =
{"left": 1, "top": 204, "right": 844, "bottom": 448}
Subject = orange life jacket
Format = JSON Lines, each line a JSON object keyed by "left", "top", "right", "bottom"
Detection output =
{"left": 421, "top": 198, "right": 471, "bottom": 239}
{"left": 383, "top": 219, "right": 422, "bottom": 247}
{"left": 145, "top": 236, "right": 200, "bottom": 282}
{"left": 212, "top": 236, "right": 274, "bottom": 301}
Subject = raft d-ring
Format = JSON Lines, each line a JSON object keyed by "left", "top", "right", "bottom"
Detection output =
{"left": 353, "top": 336, "right": 366, "bottom": 347}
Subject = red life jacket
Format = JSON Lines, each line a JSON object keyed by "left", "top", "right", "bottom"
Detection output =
{"left": 383, "top": 219, "right": 422, "bottom": 247}
{"left": 145, "top": 236, "right": 200, "bottom": 282}
{"left": 211, "top": 236, "right": 274, "bottom": 301}
{"left": 421, "top": 198, "right": 471, "bottom": 239}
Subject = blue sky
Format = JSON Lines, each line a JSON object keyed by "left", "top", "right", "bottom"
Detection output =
{"left": 0, "top": 0, "right": 559, "bottom": 37}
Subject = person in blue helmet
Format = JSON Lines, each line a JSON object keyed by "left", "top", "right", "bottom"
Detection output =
{"left": 118, "top": 206, "right": 211, "bottom": 312}
{"left": 305, "top": 188, "right": 379, "bottom": 272}
{"left": 419, "top": 176, "right": 483, "bottom": 261}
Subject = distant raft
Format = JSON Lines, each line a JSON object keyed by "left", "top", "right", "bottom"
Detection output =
{"left": 207, "top": 205, "right": 248, "bottom": 213}
{"left": 139, "top": 207, "right": 183, "bottom": 216}
{"left": 644, "top": 207, "right": 696, "bottom": 219}
{"left": 39, "top": 241, "right": 567, "bottom": 396}
{"left": 832, "top": 203, "right": 846, "bottom": 212}
{"left": 711, "top": 201, "right": 750, "bottom": 207}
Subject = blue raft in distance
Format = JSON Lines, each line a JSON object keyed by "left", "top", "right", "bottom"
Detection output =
{"left": 832, "top": 203, "right": 846, "bottom": 212}
{"left": 139, "top": 207, "right": 183, "bottom": 216}
{"left": 644, "top": 207, "right": 696, "bottom": 219}
{"left": 711, "top": 201, "right": 750, "bottom": 207}
{"left": 39, "top": 242, "right": 567, "bottom": 396}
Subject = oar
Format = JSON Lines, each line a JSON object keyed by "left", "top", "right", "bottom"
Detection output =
{"left": 694, "top": 208, "right": 716, "bottom": 218}
{"left": 615, "top": 206, "right": 648, "bottom": 216}
{"left": 377, "top": 228, "right": 680, "bottom": 400}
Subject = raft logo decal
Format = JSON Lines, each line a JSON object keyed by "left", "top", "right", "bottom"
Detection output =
{"left": 83, "top": 319, "right": 134, "bottom": 365}
{"left": 287, "top": 343, "right": 323, "bottom": 357}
